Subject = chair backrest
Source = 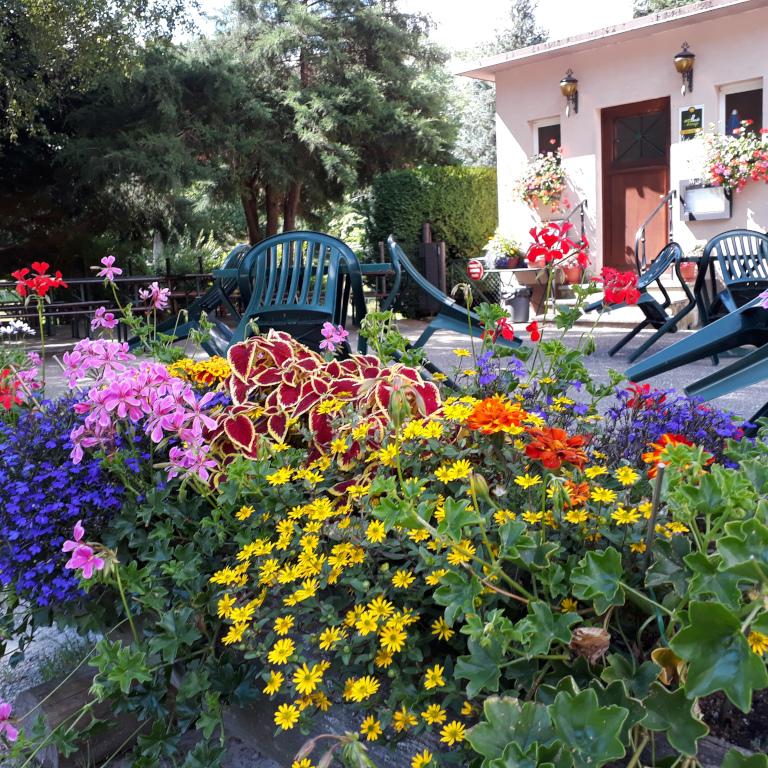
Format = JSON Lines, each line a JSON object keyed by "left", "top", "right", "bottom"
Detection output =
{"left": 705, "top": 229, "right": 768, "bottom": 287}
{"left": 387, "top": 236, "right": 458, "bottom": 309}
{"left": 234, "top": 231, "right": 366, "bottom": 345}
{"left": 201, "top": 243, "right": 250, "bottom": 311}
{"left": 637, "top": 242, "right": 682, "bottom": 290}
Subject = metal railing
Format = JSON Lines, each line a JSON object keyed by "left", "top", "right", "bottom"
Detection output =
{"left": 633, "top": 189, "right": 676, "bottom": 274}
{"left": 555, "top": 199, "right": 588, "bottom": 244}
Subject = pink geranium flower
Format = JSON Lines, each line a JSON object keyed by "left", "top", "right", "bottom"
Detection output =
{"left": 0, "top": 701, "right": 18, "bottom": 743}
{"left": 319, "top": 322, "right": 349, "bottom": 352}
{"left": 96, "top": 255, "right": 122, "bottom": 283}
{"left": 139, "top": 281, "right": 170, "bottom": 311}
{"left": 91, "top": 306, "right": 118, "bottom": 330}
{"left": 62, "top": 521, "right": 105, "bottom": 580}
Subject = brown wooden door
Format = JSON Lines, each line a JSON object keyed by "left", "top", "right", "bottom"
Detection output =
{"left": 602, "top": 98, "right": 670, "bottom": 270}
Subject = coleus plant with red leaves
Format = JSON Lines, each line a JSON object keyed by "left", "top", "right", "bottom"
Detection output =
{"left": 208, "top": 331, "right": 442, "bottom": 479}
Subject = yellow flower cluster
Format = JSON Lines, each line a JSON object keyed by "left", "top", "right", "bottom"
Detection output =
{"left": 167, "top": 356, "right": 231, "bottom": 386}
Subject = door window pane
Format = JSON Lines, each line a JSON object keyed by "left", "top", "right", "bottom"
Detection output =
{"left": 613, "top": 111, "right": 667, "bottom": 165}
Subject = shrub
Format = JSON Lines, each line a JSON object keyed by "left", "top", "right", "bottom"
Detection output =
{"left": 363, "top": 166, "right": 498, "bottom": 313}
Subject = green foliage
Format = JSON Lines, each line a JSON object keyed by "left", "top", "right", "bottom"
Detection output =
{"left": 633, "top": 0, "right": 698, "bottom": 16}
{"left": 364, "top": 165, "right": 498, "bottom": 312}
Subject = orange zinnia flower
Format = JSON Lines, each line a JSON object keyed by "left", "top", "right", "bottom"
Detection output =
{"left": 564, "top": 480, "right": 590, "bottom": 508}
{"left": 642, "top": 433, "right": 693, "bottom": 477}
{"left": 525, "top": 426, "right": 588, "bottom": 470}
{"left": 466, "top": 395, "right": 526, "bottom": 434}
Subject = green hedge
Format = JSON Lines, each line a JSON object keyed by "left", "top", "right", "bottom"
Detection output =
{"left": 363, "top": 166, "right": 498, "bottom": 314}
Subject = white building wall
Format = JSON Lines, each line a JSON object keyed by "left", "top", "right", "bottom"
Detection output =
{"left": 492, "top": 3, "right": 768, "bottom": 268}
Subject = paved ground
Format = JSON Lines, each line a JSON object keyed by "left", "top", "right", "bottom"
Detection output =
{"left": 372, "top": 318, "right": 768, "bottom": 421}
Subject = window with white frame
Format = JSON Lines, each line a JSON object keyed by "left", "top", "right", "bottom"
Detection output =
{"left": 719, "top": 79, "right": 763, "bottom": 135}
{"left": 533, "top": 118, "right": 561, "bottom": 155}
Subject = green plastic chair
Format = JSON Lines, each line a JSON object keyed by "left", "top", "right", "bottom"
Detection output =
{"left": 387, "top": 236, "right": 521, "bottom": 350}
{"left": 209, "top": 231, "right": 368, "bottom": 355}
{"left": 697, "top": 229, "right": 768, "bottom": 324}
{"left": 129, "top": 243, "right": 250, "bottom": 354}
{"left": 585, "top": 243, "right": 693, "bottom": 363}
{"left": 625, "top": 295, "right": 768, "bottom": 382}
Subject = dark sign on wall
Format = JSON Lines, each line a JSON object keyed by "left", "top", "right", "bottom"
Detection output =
{"left": 680, "top": 105, "right": 704, "bottom": 141}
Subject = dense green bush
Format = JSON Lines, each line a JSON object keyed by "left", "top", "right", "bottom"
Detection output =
{"left": 363, "top": 166, "right": 498, "bottom": 314}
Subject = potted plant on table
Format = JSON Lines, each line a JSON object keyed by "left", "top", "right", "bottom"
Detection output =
{"left": 484, "top": 231, "right": 523, "bottom": 269}
{"left": 517, "top": 147, "right": 567, "bottom": 218}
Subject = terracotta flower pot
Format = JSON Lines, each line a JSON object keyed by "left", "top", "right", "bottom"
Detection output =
{"left": 679, "top": 261, "right": 697, "bottom": 282}
{"left": 560, "top": 264, "right": 583, "bottom": 284}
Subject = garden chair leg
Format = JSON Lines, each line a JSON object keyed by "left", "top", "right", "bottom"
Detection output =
{"left": 413, "top": 322, "right": 438, "bottom": 349}
{"left": 609, "top": 319, "right": 650, "bottom": 357}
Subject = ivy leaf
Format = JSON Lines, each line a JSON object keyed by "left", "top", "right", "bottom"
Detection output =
{"left": 601, "top": 655, "right": 660, "bottom": 699}
{"left": 433, "top": 570, "right": 482, "bottom": 625}
{"left": 149, "top": 608, "right": 202, "bottom": 663}
{"left": 547, "top": 688, "right": 628, "bottom": 768}
{"left": 670, "top": 601, "right": 768, "bottom": 712}
{"left": 722, "top": 750, "right": 768, "bottom": 768}
{"left": 513, "top": 602, "right": 579, "bottom": 657}
{"left": 570, "top": 548, "right": 625, "bottom": 615}
{"left": 456, "top": 638, "right": 504, "bottom": 698}
{"left": 438, "top": 497, "right": 481, "bottom": 540}
{"left": 684, "top": 551, "right": 743, "bottom": 608}
{"left": 594, "top": 680, "right": 645, "bottom": 744}
{"left": 642, "top": 682, "right": 709, "bottom": 756}
{"left": 717, "top": 518, "right": 768, "bottom": 584}
{"left": 467, "top": 697, "right": 556, "bottom": 762}
{"left": 646, "top": 537, "right": 691, "bottom": 596}
{"left": 492, "top": 741, "right": 564, "bottom": 768}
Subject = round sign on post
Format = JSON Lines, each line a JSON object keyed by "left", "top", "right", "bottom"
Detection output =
{"left": 466, "top": 260, "right": 484, "bottom": 281}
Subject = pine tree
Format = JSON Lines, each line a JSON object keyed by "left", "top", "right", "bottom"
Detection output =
{"left": 633, "top": 0, "right": 697, "bottom": 17}
{"left": 453, "top": 0, "right": 547, "bottom": 167}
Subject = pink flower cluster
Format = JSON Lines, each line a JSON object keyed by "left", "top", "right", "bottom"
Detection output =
{"left": 68, "top": 341, "right": 219, "bottom": 482}
{"left": 62, "top": 339, "right": 134, "bottom": 388}
{"left": 139, "top": 281, "right": 171, "bottom": 311}
{"left": 91, "top": 306, "right": 118, "bottom": 331}
{"left": 319, "top": 322, "right": 349, "bottom": 352}
{"left": 62, "top": 520, "right": 105, "bottom": 579}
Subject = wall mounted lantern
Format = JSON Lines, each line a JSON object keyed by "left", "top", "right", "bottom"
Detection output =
{"left": 673, "top": 42, "right": 695, "bottom": 95}
{"left": 560, "top": 69, "right": 578, "bottom": 116}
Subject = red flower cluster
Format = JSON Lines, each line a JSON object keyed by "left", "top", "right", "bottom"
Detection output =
{"left": 0, "top": 369, "right": 22, "bottom": 410}
{"left": 595, "top": 267, "right": 640, "bottom": 305}
{"left": 527, "top": 222, "right": 590, "bottom": 269}
{"left": 11, "top": 262, "right": 67, "bottom": 299}
{"left": 626, "top": 382, "right": 666, "bottom": 410}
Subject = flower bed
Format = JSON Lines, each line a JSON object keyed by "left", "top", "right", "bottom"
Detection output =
{"left": 0, "top": 251, "right": 767, "bottom": 768}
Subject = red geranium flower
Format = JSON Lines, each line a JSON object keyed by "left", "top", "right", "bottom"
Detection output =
{"left": 10, "top": 262, "right": 67, "bottom": 299}
{"left": 526, "top": 320, "right": 541, "bottom": 342}
{"left": 626, "top": 382, "right": 666, "bottom": 409}
{"left": 595, "top": 267, "right": 640, "bottom": 305}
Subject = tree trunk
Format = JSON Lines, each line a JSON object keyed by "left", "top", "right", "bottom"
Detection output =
{"left": 283, "top": 181, "right": 302, "bottom": 231}
{"left": 240, "top": 191, "right": 262, "bottom": 244}
{"left": 265, "top": 184, "right": 283, "bottom": 237}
